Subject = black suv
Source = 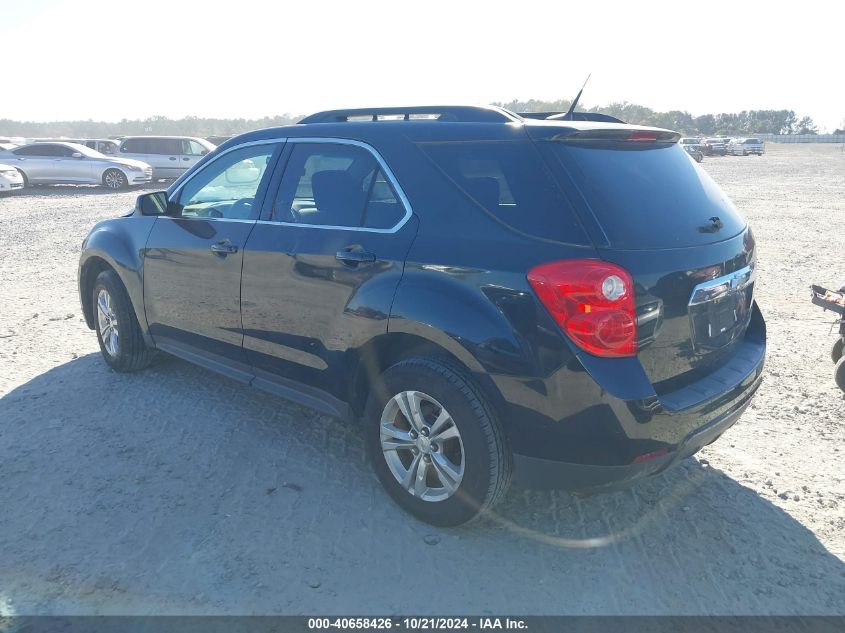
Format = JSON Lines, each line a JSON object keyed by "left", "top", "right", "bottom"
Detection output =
{"left": 78, "top": 106, "right": 765, "bottom": 526}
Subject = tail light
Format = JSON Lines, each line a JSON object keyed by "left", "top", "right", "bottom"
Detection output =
{"left": 527, "top": 260, "right": 637, "bottom": 357}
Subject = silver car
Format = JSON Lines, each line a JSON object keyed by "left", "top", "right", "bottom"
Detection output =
{"left": 0, "top": 142, "right": 153, "bottom": 189}
{"left": 117, "top": 136, "right": 216, "bottom": 179}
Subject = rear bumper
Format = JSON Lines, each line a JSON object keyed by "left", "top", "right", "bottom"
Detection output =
{"left": 502, "top": 302, "right": 766, "bottom": 492}
{"left": 512, "top": 370, "right": 761, "bottom": 491}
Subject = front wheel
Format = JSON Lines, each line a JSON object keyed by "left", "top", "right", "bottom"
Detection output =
{"left": 93, "top": 270, "right": 155, "bottom": 372}
{"left": 103, "top": 168, "right": 128, "bottom": 189}
{"left": 365, "top": 357, "right": 511, "bottom": 526}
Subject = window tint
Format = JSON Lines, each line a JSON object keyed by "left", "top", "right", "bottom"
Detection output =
{"left": 152, "top": 139, "right": 182, "bottom": 155}
{"left": 363, "top": 170, "right": 405, "bottom": 229}
{"left": 14, "top": 145, "right": 51, "bottom": 156}
{"left": 120, "top": 139, "right": 145, "bottom": 153}
{"left": 121, "top": 138, "right": 181, "bottom": 155}
{"left": 549, "top": 143, "right": 746, "bottom": 249}
{"left": 53, "top": 145, "right": 77, "bottom": 157}
{"left": 419, "top": 140, "right": 585, "bottom": 243}
{"left": 176, "top": 144, "right": 276, "bottom": 220}
{"left": 274, "top": 143, "right": 405, "bottom": 229}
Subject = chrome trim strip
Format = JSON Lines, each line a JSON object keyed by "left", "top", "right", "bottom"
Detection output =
{"left": 688, "top": 264, "right": 755, "bottom": 306}
{"left": 261, "top": 137, "right": 413, "bottom": 234}
{"left": 157, "top": 216, "right": 256, "bottom": 224}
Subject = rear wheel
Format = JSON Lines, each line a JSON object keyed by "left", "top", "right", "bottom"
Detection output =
{"left": 93, "top": 270, "right": 155, "bottom": 372}
{"left": 832, "top": 337, "right": 845, "bottom": 364}
{"left": 103, "top": 168, "right": 128, "bottom": 189}
{"left": 835, "top": 357, "right": 845, "bottom": 393}
{"left": 365, "top": 357, "right": 511, "bottom": 526}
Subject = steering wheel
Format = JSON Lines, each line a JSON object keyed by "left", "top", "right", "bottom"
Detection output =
{"left": 229, "top": 198, "right": 253, "bottom": 219}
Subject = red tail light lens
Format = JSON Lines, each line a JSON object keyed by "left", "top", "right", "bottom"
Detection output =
{"left": 527, "top": 260, "right": 637, "bottom": 357}
{"left": 627, "top": 131, "right": 660, "bottom": 142}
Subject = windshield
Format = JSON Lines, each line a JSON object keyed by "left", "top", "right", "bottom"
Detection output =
{"left": 548, "top": 142, "right": 746, "bottom": 249}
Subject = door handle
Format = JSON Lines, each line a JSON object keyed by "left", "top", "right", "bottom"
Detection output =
{"left": 211, "top": 240, "right": 238, "bottom": 255}
{"left": 183, "top": 157, "right": 191, "bottom": 161}
{"left": 169, "top": 156, "right": 177, "bottom": 161}
{"left": 335, "top": 249, "right": 376, "bottom": 265}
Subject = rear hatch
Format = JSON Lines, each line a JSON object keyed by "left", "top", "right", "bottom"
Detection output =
{"left": 530, "top": 124, "right": 756, "bottom": 391}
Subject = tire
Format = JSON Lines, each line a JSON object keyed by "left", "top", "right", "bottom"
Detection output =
{"left": 835, "top": 357, "right": 845, "bottom": 393}
{"left": 364, "top": 357, "right": 511, "bottom": 526}
{"left": 832, "top": 338, "right": 845, "bottom": 364}
{"left": 103, "top": 168, "right": 128, "bottom": 189}
{"left": 92, "top": 269, "right": 155, "bottom": 372}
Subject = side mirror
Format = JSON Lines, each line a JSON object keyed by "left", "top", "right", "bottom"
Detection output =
{"left": 72, "top": 152, "right": 83, "bottom": 159}
{"left": 200, "top": 150, "right": 209, "bottom": 156}
{"left": 136, "top": 191, "right": 173, "bottom": 216}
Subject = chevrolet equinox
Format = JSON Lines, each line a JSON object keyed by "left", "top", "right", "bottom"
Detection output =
{"left": 78, "top": 106, "right": 766, "bottom": 525}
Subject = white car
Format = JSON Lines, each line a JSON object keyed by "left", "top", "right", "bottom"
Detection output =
{"left": 728, "top": 138, "right": 765, "bottom": 156}
{"left": 117, "top": 136, "right": 216, "bottom": 179}
{"left": 0, "top": 162, "right": 25, "bottom": 193}
{"left": 0, "top": 142, "right": 153, "bottom": 189}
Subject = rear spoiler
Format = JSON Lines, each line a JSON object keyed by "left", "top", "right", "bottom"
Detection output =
{"left": 518, "top": 111, "right": 626, "bottom": 124}
{"left": 550, "top": 129, "right": 681, "bottom": 145}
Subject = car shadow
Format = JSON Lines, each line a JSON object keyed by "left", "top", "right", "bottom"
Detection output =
{"left": 1, "top": 353, "right": 843, "bottom": 615}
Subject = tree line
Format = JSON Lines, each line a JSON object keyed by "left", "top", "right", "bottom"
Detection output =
{"left": 0, "top": 114, "right": 301, "bottom": 139}
{"left": 0, "top": 103, "right": 824, "bottom": 138}
{"left": 496, "top": 99, "right": 820, "bottom": 135}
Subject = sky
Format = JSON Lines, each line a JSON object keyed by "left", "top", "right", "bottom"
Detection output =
{"left": 3, "top": 0, "right": 843, "bottom": 132}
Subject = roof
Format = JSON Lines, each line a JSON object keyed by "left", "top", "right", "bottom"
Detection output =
{"left": 222, "top": 106, "right": 674, "bottom": 149}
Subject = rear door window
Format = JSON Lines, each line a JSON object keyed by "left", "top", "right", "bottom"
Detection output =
{"left": 273, "top": 142, "right": 406, "bottom": 229}
{"left": 151, "top": 139, "right": 182, "bottom": 155}
{"left": 418, "top": 140, "right": 588, "bottom": 244}
{"left": 547, "top": 142, "right": 746, "bottom": 249}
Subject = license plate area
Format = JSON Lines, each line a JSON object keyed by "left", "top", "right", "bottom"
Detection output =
{"left": 688, "top": 265, "right": 755, "bottom": 352}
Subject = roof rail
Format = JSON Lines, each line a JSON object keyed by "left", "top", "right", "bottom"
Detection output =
{"left": 299, "top": 106, "right": 520, "bottom": 124}
{"left": 528, "top": 111, "right": 626, "bottom": 124}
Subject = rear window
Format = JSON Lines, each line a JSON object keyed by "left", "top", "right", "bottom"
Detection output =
{"left": 548, "top": 142, "right": 746, "bottom": 249}
{"left": 418, "top": 140, "right": 588, "bottom": 244}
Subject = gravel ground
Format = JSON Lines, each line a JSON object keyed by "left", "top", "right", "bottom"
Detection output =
{"left": 0, "top": 144, "right": 843, "bottom": 616}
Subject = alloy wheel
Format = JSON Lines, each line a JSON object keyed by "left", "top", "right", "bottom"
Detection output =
{"left": 104, "top": 170, "right": 125, "bottom": 189}
{"left": 380, "top": 390, "right": 465, "bottom": 502}
{"left": 96, "top": 288, "right": 120, "bottom": 356}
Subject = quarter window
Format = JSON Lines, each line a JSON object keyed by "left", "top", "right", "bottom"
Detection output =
{"left": 273, "top": 143, "right": 405, "bottom": 229}
{"left": 175, "top": 144, "right": 277, "bottom": 220}
{"left": 419, "top": 140, "right": 586, "bottom": 244}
